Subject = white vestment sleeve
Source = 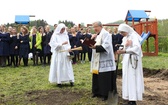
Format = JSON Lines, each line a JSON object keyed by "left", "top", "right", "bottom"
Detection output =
{"left": 126, "top": 45, "right": 140, "bottom": 55}
{"left": 49, "top": 35, "right": 62, "bottom": 53}
{"left": 101, "top": 33, "right": 112, "bottom": 54}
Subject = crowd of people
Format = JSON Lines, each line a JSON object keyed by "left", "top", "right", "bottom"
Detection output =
{"left": 0, "top": 21, "right": 144, "bottom": 105}
{"left": 0, "top": 24, "right": 123, "bottom": 67}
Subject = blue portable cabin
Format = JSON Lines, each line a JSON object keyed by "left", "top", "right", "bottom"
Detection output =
{"left": 15, "top": 15, "right": 30, "bottom": 24}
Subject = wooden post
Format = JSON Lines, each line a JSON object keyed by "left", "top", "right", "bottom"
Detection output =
{"left": 132, "top": 19, "right": 134, "bottom": 27}
{"left": 146, "top": 18, "right": 149, "bottom": 53}
{"left": 155, "top": 18, "right": 158, "bottom": 55}
{"left": 146, "top": 38, "right": 149, "bottom": 53}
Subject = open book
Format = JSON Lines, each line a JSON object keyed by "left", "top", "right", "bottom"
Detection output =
{"left": 83, "top": 38, "right": 96, "bottom": 47}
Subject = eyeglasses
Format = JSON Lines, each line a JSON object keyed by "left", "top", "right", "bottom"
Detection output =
{"left": 120, "top": 31, "right": 126, "bottom": 34}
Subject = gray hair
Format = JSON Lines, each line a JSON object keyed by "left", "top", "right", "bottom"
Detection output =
{"left": 93, "top": 21, "right": 102, "bottom": 27}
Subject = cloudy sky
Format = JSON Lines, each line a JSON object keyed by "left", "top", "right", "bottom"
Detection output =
{"left": 0, "top": 0, "right": 167, "bottom": 25}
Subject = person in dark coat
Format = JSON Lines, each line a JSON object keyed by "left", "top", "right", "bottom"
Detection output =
{"left": 9, "top": 27, "right": 19, "bottom": 67}
{"left": 0, "top": 32, "right": 10, "bottom": 67}
{"left": 76, "top": 28, "right": 82, "bottom": 62}
{"left": 51, "top": 24, "right": 57, "bottom": 34}
{"left": 0, "top": 25, "right": 3, "bottom": 66}
{"left": 43, "top": 25, "right": 52, "bottom": 65}
{"left": 69, "top": 27, "right": 80, "bottom": 64}
{"left": 112, "top": 27, "right": 123, "bottom": 61}
{"left": 79, "top": 28, "right": 88, "bottom": 63}
{"left": 85, "top": 28, "right": 92, "bottom": 62}
{"left": 6, "top": 26, "right": 13, "bottom": 66}
{"left": 0, "top": 25, "right": 10, "bottom": 67}
{"left": 18, "top": 26, "right": 29, "bottom": 66}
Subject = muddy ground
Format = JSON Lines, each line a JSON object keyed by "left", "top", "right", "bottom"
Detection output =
{"left": 1, "top": 69, "right": 168, "bottom": 105}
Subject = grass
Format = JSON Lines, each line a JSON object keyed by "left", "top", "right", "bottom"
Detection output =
{"left": 0, "top": 53, "right": 168, "bottom": 105}
{"left": 143, "top": 52, "right": 168, "bottom": 70}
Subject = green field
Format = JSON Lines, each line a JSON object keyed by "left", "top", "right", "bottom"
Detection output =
{"left": 0, "top": 53, "right": 168, "bottom": 105}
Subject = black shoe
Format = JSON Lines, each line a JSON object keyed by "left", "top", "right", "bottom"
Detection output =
{"left": 7, "top": 64, "right": 11, "bottom": 66}
{"left": 102, "top": 96, "right": 108, "bottom": 101}
{"left": 92, "top": 94, "right": 98, "bottom": 98}
{"left": 123, "top": 101, "right": 136, "bottom": 105}
{"left": 57, "top": 84, "right": 62, "bottom": 88}
{"left": 70, "top": 82, "right": 74, "bottom": 87}
{"left": 128, "top": 101, "right": 136, "bottom": 105}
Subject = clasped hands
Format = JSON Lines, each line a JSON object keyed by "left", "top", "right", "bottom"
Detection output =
{"left": 117, "top": 40, "right": 132, "bottom": 54}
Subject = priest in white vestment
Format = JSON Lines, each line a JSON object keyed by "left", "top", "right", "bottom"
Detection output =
{"left": 49, "top": 23, "right": 74, "bottom": 87}
{"left": 90, "top": 21, "right": 116, "bottom": 101}
{"left": 117, "top": 24, "right": 144, "bottom": 105}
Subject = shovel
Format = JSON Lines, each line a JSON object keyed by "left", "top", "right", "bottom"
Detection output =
{"left": 107, "top": 44, "right": 123, "bottom": 105}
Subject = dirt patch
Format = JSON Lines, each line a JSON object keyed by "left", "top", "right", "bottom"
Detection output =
{"left": 117, "top": 68, "right": 168, "bottom": 80}
{"left": 143, "top": 68, "right": 168, "bottom": 80}
{"left": 25, "top": 89, "right": 83, "bottom": 105}
{"left": 27, "top": 69, "right": 168, "bottom": 105}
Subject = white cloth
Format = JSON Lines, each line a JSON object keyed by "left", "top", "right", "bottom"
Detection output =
{"left": 118, "top": 24, "right": 144, "bottom": 101}
{"left": 91, "top": 30, "right": 103, "bottom": 74}
{"left": 91, "top": 28, "right": 116, "bottom": 73}
{"left": 49, "top": 23, "right": 74, "bottom": 84}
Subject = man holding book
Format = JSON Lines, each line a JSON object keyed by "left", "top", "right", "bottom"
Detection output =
{"left": 88, "top": 21, "right": 116, "bottom": 101}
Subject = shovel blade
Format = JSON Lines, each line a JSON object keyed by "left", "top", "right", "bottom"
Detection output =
{"left": 107, "top": 91, "right": 118, "bottom": 105}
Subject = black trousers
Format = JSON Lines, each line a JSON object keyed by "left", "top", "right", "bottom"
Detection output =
{"left": 33, "top": 52, "right": 39, "bottom": 65}
{"left": 19, "top": 57, "right": 28, "bottom": 66}
{"left": 39, "top": 53, "right": 43, "bottom": 64}
{"left": 88, "top": 51, "right": 92, "bottom": 61}
{"left": 92, "top": 71, "right": 116, "bottom": 97}
{"left": 44, "top": 54, "right": 51, "bottom": 65}
{"left": 11, "top": 55, "right": 18, "bottom": 66}
{"left": 72, "top": 54, "right": 77, "bottom": 64}
{"left": 81, "top": 52, "right": 86, "bottom": 61}
{"left": 7, "top": 56, "right": 11, "bottom": 66}
{"left": 0, "top": 56, "right": 6, "bottom": 67}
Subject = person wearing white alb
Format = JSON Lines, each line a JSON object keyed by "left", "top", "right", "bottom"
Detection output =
{"left": 117, "top": 24, "right": 144, "bottom": 105}
{"left": 49, "top": 23, "right": 74, "bottom": 87}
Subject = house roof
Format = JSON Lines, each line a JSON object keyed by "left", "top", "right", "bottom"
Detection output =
{"left": 15, "top": 15, "right": 30, "bottom": 24}
{"left": 125, "top": 10, "right": 149, "bottom": 22}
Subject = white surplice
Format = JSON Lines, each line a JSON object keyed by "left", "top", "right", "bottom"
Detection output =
{"left": 91, "top": 28, "right": 116, "bottom": 73}
{"left": 118, "top": 24, "right": 144, "bottom": 101}
{"left": 49, "top": 23, "right": 74, "bottom": 84}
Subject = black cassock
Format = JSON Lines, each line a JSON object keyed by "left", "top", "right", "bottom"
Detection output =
{"left": 92, "top": 45, "right": 116, "bottom": 99}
